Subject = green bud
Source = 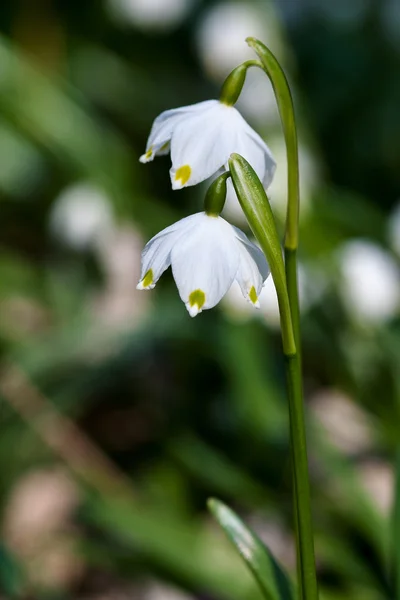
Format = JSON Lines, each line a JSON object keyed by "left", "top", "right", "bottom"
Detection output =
{"left": 219, "top": 60, "right": 261, "bottom": 106}
{"left": 220, "top": 64, "right": 247, "bottom": 106}
{"left": 229, "top": 152, "right": 296, "bottom": 356}
{"left": 204, "top": 171, "right": 230, "bottom": 217}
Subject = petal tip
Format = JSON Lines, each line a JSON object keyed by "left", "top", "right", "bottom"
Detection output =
{"left": 248, "top": 286, "right": 260, "bottom": 308}
{"left": 139, "top": 146, "right": 155, "bottom": 163}
{"left": 171, "top": 179, "right": 184, "bottom": 190}
{"left": 137, "top": 269, "right": 156, "bottom": 290}
{"left": 185, "top": 289, "right": 206, "bottom": 317}
{"left": 139, "top": 153, "right": 153, "bottom": 164}
{"left": 136, "top": 281, "right": 155, "bottom": 290}
{"left": 186, "top": 302, "right": 202, "bottom": 317}
{"left": 171, "top": 165, "right": 192, "bottom": 189}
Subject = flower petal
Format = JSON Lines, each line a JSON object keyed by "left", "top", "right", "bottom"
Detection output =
{"left": 170, "top": 104, "right": 237, "bottom": 189}
{"left": 237, "top": 118, "right": 276, "bottom": 188}
{"left": 170, "top": 215, "right": 239, "bottom": 315}
{"left": 137, "top": 214, "right": 200, "bottom": 289}
{"left": 231, "top": 227, "right": 270, "bottom": 306}
{"left": 235, "top": 240, "right": 270, "bottom": 307}
{"left": 233, "top": 226, "right": 271, "bottom": 281}
{"left": 140, "top": 100, "right": 218, "bottom": 163}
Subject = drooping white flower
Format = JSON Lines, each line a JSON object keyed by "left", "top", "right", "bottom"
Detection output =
{"left": 139, "top": 99, "right": 276, "bottom": 192}
{"left": 137, "top": 212, "right": 270, "bottom": 316}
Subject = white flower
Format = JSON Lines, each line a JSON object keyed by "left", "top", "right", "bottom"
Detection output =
{"left": 139, "top": 99, "right": 276, "bottom": 192}
{"left": 49, "top": 182, "right": 113, "bottom": 250}
{"left": 338, "top": 239, "right": 400, "bottom": 324}
{"left": 137, "top": 212, "right": 270, "bottom": 316}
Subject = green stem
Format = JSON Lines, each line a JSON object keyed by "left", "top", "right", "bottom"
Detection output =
{"left": 285, "top": 249, "right": 316, "bottom": 600}
{"left": 286, "top": 248, "right": 304, "bottom": 600}
{"left": 285, "top": 249, "right": 301, "bottom": 355}
{"left": 285, "top": 353, "right": 318, "bottom": 600}
{"left": 246, "top": 37, "right": 299, "bottom": 250}
{"left": 245, "top": 38, "right": 318, "bottom": 599}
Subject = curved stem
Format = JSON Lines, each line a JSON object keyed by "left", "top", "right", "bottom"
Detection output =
{"left": 246, "top": 37, "right": 299, "bottom": 251}
{"left": 245, "top": 38, "right": 318, "bottom": 599}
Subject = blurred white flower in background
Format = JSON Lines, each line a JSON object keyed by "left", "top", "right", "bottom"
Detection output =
{"left": 310, "top": 388, "right": 374, "bottom": 455}
{"left": 50, "top": 182, "right": 150, "bottom": 327}
{"left": 3, "top": 469, "right": 82, "bottom": 589}
{"left": 107, "top": 0, "right": 194, "bottom": 31}
{"left": 142, "top": 581, "right": 193, "bottom": 600}
{"left": 388, "top": 201, "right": 400, "bottom": 256}
{"left": 236, "top": 66, "right": 281, "bottom": 127}
{"left": 359, "top": 460, "right": 394, "bottom": 515}
{"left": 93, "top": 224, "right": 150, "bottom": 326}
{"left": 196, "top": 2, "right": 282, "bottom": 80}
{"left": 267, "top": 136, "right": 318, "bottom": 222}
{"left": 338, "top": 239, "right": 400, "bottom": 324}
{"left": 223, "top": 137, "right": 319, "bottom": 224}
{"left": 49, "top": 182, "right": 114, "bottom": 251}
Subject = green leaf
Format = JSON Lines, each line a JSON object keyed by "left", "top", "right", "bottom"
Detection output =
{"left": 208, "top": 498, "right": 294, "bottom": 600}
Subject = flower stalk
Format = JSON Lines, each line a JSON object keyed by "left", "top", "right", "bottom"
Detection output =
{"left": 230, "top": 148, "right": 318, "bottom": 600}
{"left": 244, "top": 37, "right": 318, "bottom": 599}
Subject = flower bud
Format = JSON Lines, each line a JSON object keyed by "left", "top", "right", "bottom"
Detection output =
{"left": 204, "top": 171, "right": 231, "bottom": 216}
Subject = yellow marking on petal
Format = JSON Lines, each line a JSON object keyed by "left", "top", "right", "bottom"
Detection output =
{"left": 145, "top": 146, "right": 153, "bottom": 160}
{"left": 160, "top": 142, "right": 169, "bottom": 151}
{"left": 189, "top": 289, "right": 206, "bottom": 310}
{"left": 142, "top": 269, "right": 154, "bottom": 288}
{"left": 175, "top": 165, "right": 191, "bottom": 185}
{"left": 249, "top": 285, "right": 258, "bottom": 304}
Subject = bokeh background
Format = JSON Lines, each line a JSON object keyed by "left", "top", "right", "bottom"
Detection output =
{"left": 0, "top": 0, "right": 400, "bottom": 598}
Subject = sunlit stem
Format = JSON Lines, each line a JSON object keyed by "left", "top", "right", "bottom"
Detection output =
{"left": 245, "top": 37, "right": 299, "bottom": 252}
{"left": 230, "top": 37, "right": 318, "bottom": 600}
{"left": 249, "top": 38, "right": 317, "bottom": 600}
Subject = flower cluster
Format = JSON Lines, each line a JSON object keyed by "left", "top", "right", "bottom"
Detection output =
{"left": 137, "top": 90, "right": 275, "bottom": 316}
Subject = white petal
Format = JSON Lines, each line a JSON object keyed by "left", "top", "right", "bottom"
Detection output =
{"left": 170, "top": 214, "right": 239, "bottom": 315}
{"left": 140, "top": 100, "right": 218, "bottom": 163}
{"left": 233, "top": 227, "right": 270, "bottom": 279}
{"left": 170, "top": 103, "right": 237, "bottom": 189}
{"left": 231, "top": 227, "right": 270, "bottom": 306}
{"left": 239, "top": 118, "right": 276, "bottom": 188}
{"left": 235, "top": 241, "right": 270, "bottom": 307}
{"left": 137, "top": 214, "right": 200, "bottom": 289}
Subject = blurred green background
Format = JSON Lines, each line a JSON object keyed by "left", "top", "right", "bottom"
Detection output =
{"left": 0, "top": 0, "right": 400, "bottom": 598}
